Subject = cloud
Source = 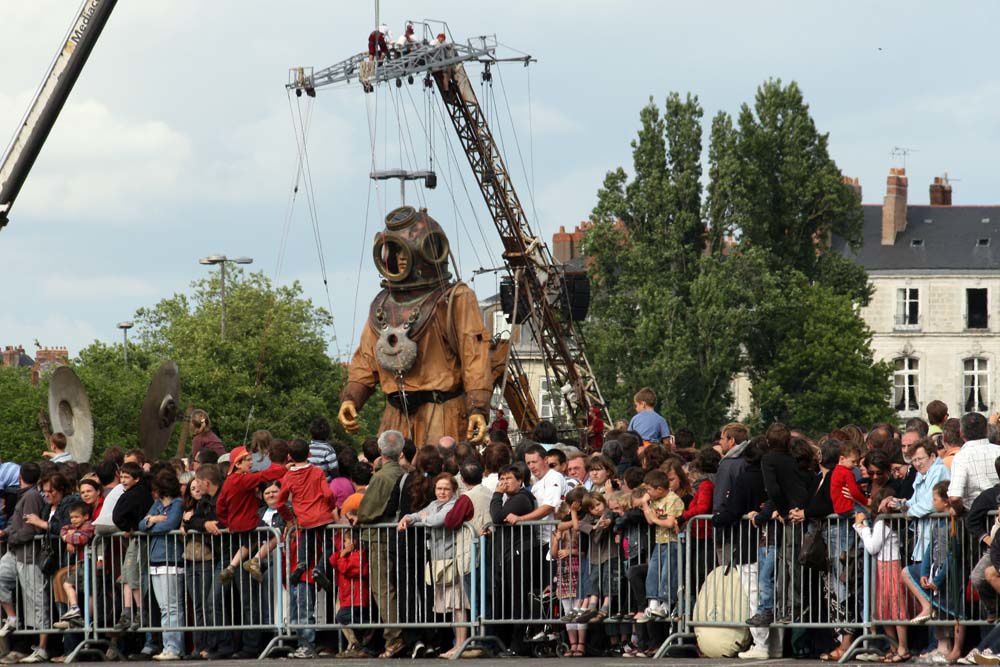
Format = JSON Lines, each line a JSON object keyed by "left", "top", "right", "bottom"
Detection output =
{"left": 0, "top": 314, "right": 101, "bottom": 358}
{"left": 0, "top": 92, "right": 192, "bottom": 222}
{"left": 534, "top": 164, "right": 607, "bottom": 236}
{"left": 40, "top": 274, "right": 157, "bottom": 302}
{"left": 510, "top": 100, "right": 583, "bottom": 136}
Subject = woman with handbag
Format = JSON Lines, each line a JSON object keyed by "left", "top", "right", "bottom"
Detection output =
{"left": 397, "top": 473, "right": 462, "bottom": 658}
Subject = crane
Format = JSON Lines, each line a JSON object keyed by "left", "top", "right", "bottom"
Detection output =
{"left": 287, "top": 24, "right": 609, "bottom": 434}
{"left": 0, "top": 0, "right": 117, "bottom": 231}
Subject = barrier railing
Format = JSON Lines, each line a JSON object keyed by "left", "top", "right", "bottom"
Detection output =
{"left": 0, "top": 509, "right": 995, "bottom": 662}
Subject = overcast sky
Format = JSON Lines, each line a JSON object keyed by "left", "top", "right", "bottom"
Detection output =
{"left": 2, "top": 1, "right": 997, "bottom": 359}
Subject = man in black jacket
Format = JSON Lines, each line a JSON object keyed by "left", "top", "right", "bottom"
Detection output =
{"left": 967, "top": 456, "right": 1000, "bottom": 609}
{"left": 759, "top": 424, "right": 811, "bottom": 624}
{"left": 489, "top": 464, "right": 536, "bottom": 655}
{"left": 185, "top": 464, "right": 235, "bottom": 660}
{"left": 110, "top": 463, "right": 154, "bottom": 636}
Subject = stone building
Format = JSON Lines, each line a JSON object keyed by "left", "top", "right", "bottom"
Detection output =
{"left": 833, "top": 168, "right": 1000, "bottom": 420}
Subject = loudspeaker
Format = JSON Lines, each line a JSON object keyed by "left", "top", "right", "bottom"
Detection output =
{"left": 499, "top": 275, "right": 531, "bottom": 324}
{"left": 563, "top": 273, "right": 591, "bottom": 322}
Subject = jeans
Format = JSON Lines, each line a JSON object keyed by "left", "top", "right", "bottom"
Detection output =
{"left": 644, "top": 542, "right": 680, "bottom": 608}
{"left": 290, "top": 583, "right": 316, "bottom": 649}
{"left": 335, "top": 606, "right": 366, "bottom": 648}
{"left": 210, "top": 561, "right": 236, "bottom": 655}
{"left": 150, "top": 572, "right": 186, "bottom": 655}
{"left": 756, "top": 544, "right": 775, "bottom": 614}
{"left": 185, "top": 560, "right": 215, "bottom": 653}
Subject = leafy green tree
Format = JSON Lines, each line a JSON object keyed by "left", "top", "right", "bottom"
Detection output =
{"left": 585, "top": 94, "right": 743, "bottom": 437}
{"left": 116, "top": 269, "right": 382, "bottom": 457}
{"left": 0, "top": 366, "right": 47, "bottom": 463}
{"left": 585, "top": 81, "right": 893, "bottom": 438}
{"left": 747, "top": 277, "right": 894, "bottom": 431}
{"left": 706, "top": 79, "right": 864, "bottom": 290}
{"left": 0, "top": 271, "right": 382, "bottom": 463}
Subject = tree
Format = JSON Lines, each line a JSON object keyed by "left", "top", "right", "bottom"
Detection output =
{"left": 585, "top": 94, "right": 744, "bottom": 437}
{"left": 0, "top": 271, "right": 383, "bottom": 463}
{"left": 114, "top": 270, "right": 383, "bottom": 457}
{"left": 0, "top": 366, "right": 47, "bottom": 463}
{"left": 585, "top": 81, "right": 893, "bottom": 438}
{"left": 707, "top": 79, "right": 864, "bottom": 292}
{"left": 748, "top": 278, "right": 894, "bottom": 432}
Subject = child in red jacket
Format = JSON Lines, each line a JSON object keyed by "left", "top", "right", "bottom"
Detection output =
{"left": 830, "top": 441, "right": 868, "bottom": 515}
{"left": 329, "top": 529, "right": 373, "bottom": 657}
{"left": 278, "top": 439, "right": 337, "bottom": 590}
{"left": 216, "top": 446, "right": 286, "bottom": 584}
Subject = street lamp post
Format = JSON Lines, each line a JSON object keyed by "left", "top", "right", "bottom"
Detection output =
{"left": 198, "top": 255, "right": 253, "bottom": 340}
{"left": 117, "top": 321, "right": 133, "bottom": 365}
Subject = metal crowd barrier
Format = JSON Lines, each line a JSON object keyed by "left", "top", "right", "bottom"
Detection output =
{"left": 0, "top": 510, "right": 995, "bottom": 662}
{"left": 283, "top": 522, "right": 481, "bottom": 657}
{"left": 684, "top": 512, "right": 997, "bottom": 662}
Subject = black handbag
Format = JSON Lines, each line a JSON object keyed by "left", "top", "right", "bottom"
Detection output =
{"left": 799, "top": 520, "right": 828, "bottom": 571}
{"left": 39, "top": 539, "right": 59, "bottom": 576}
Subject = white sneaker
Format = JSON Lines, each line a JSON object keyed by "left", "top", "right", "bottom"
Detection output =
{"left": 18, "top": 647, "right": 48, "bottom": 664}
{"left": 290, "top": 647, "right": 316, "bottom": 659}
{"left": 975, "top": 651, "right": 1000, "bottom": 666}
{"left": 738, "top": 645, "right": 770, "bottom": 660}
{"left": 0, "top": 617, "right": 16, "bottom": 638}
{"left": 152, "top": 651, "right": 181, "bottom": 661}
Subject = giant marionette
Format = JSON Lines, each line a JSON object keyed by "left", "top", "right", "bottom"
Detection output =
{"left": 338, "top": 206, "right": 491, "bottom": 445}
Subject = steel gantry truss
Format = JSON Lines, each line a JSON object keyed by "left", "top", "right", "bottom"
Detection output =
{"left": 288, "top": 25, "right": 609, "bottom": 432}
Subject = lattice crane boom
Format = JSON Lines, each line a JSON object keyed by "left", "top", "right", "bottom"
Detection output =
{"left": 288, "top": 28, "right": 609, "bottom": 432}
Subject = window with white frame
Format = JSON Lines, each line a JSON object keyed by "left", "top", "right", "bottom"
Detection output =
{"left": 895, "top": 288, "right": 919, "bottom": 327}
{"left": 893, "top": 357, "right": 919, "bottom": 413}
{"left": 963, "top": 358, "right": 990, "bottom": 413}
{"left": 538, "top": 378, "right": 557, "bottom": 420}
{"left": 493, "top": 310, "right": 512, "bottom": 339}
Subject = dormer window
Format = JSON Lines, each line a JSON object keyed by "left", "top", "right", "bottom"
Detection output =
{"left": 978, "top": 238, "right": 991, "bottom": 247}
{"left": 910, "top": 239, "right": 924, "bottom": 248}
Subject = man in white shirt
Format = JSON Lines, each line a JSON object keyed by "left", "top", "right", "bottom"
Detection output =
{"left": 521, "top": 445, "right": 566, "bottom": 534}
{"left": 92, "top": 461, "right": 124, "bottom": 536}
{"left": 948, "top": 412, "right": 1000, "bottom": 512}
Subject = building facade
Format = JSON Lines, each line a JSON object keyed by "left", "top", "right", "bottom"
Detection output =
{"left": 835, "top": 168, "right": 1000, "bottom": 421}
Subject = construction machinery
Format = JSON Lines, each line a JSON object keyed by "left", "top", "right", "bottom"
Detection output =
{"left": 0, "top": 0, "right": 117, "bottom": 231}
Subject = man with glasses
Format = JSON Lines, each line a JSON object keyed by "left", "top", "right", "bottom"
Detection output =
{"left": 880, "top": 440, "right": 950, "bottom": 565}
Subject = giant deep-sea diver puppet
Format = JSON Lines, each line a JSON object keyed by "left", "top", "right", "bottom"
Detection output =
{"left": 338, "top": 206, "right": 491, "bottom": 445}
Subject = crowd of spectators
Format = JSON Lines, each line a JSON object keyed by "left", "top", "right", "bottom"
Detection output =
{"left": 2, "top": 389, "right": 1000, "bottom": 664}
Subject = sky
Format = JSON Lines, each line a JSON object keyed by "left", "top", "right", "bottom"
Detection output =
{"left": 2, "top": 0, "right": 999, "bottom": 360}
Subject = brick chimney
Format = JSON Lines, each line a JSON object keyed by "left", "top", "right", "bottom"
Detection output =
{"left": 881, "top": 167, "right": 908, "bottom": 246}
{"left": 31, "top": 346, "right": 68, "bottom": 385}
{"left": 1, "top": 345, "right": 24, "bottom": 367}
{"left": 929, "top": 175, "right": 952, "bottom": 206}
{"left": 552, "top": 225, "right": 573, "bottom": 264}
{"left": 841, "top": 175, "right": 862, "bottom": 202}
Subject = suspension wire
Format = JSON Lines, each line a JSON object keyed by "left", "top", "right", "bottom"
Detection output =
{"left": 241, "top": 88, "right": 320, "bottom": 441}
{"left": 427, "top": 83, "right": 497, "bottom": 260}
{"left": 527, "top": 66, "right": 536, "bottom": 223}
{"left": 496, "top": 64, "right": 539, "bottom": 224}
{"left": 390, "top": 84, "right": 427, "bottom": 210}
{"left": 402, "top": 83, "right": 489, "bottom": 271}
{"left": 293, "top": 94, "right": 342, "bottom": 358}
{"left": 351, "top": 82, "right": 382, "bottom": 356}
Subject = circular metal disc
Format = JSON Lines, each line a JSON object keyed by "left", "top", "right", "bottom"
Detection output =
{"left": 140, "top": 361, "right": 181, "bottom": 461}
{"left": 47, "top": 367, "right": 94, "bottom": 463}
